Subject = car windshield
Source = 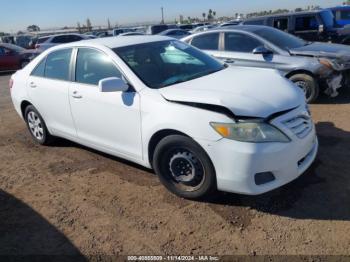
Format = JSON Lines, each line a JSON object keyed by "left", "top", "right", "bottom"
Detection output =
{"left": 114, "top": 40, "right": 225, "bottom": 89}
{"left": 320, "top": 10, "right": 336, "bottom": 28}
{"left": 252, "top": 27, "right": 307, "bottom": 50}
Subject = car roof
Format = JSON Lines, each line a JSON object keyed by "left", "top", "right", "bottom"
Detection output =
{"left": 210, "top": 25, "right": 274, "bottom": 32}
{"left": 38, "top": 33, "right": 84, "bottom": 39}
{"left": 244, "top": 9, "right": 327, "bottom": 21}
{"left": 61, "top": 35, "right": 172, "bottom": 49}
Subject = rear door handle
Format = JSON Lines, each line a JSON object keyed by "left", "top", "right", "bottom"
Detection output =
{"left": 72, "top": 91, "right": 82, "bottom": 99}
{"left": 29, "top": 82, "right": 37, "bottom": 88}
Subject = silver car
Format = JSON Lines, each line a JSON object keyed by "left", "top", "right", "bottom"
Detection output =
{"left": 182, "top": 25, "right": 347, "bottom": 102}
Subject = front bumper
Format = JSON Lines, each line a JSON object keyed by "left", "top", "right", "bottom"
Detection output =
{"left": 196, "top": 106, "right": 318, "bottom": 195}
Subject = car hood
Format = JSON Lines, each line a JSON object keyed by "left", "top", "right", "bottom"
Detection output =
{"left": 289, "top": 42, "right": 350, "bottom": 59}
{"left": 159, "top": 67, "right": 303, "bottom": 118}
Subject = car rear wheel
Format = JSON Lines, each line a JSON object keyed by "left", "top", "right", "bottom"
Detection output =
{"left": 24, "top": 105, "right": 54, "bottom": 145}
{"left": 153, "top": 135, "right": 216, "bottom": 199}
{"left": 289, "top": 74, "right": 319, "bottom": 103}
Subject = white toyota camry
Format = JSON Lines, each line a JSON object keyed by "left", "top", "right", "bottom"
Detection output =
{"left": 10, "top": 36, "right": 318, "bottom": 199}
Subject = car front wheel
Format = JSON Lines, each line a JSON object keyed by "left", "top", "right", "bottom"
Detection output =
{"left": 289, "top": 74, "right": 319, "bottom": 103}
{"left": 24, "top": 105, "right": 54, "bottom": 145}
{"left": 153, "top": 135, "right": 217, "bottom": 199}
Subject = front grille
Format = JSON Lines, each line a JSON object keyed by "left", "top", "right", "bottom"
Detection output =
{"left": 283, "top": 115, "right": 312, "bottom": 139}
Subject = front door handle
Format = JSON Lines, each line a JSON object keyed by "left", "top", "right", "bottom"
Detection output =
{"left": 72, "top": 91, "right": 82, "bottom": 99}
{"left": 29, "top": 82, "right": 37, "bottom": 88}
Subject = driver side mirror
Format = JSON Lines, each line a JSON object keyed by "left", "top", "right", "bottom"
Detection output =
{"left": 98, "top": 77, "right": 129, "bottom": 92}
{"left": 253, "top": 46, "right": 273, "bottom": 55}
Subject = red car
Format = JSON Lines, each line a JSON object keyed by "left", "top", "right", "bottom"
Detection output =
{"left": 0, "top": 43, "right": 39, "bottom": 72}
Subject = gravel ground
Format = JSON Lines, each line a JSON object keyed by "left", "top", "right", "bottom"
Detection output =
{"left": 0, "top": 73, "right": 350, "bottom": 258}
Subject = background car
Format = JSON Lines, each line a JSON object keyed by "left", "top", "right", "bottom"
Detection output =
{"left": 242, "top": 9, "right": 350, "bottom": 45}
{"left": 35, "top": 34, "right": 92, "bottom": 51}
{"left": 146, "top": 24, "right": 170, "bottom": 35}
{"left": 182, "top": 25, "right": 350, "bottom": 102}
{"left": 0, "top": 43, "right": 39, "bottom": 71}
{"left": 158, "top": 29, "right": 191, "bottom": 39}
{"left": 111, "top": 28, "right": 135, "bottom": 36}
{"left": 118, "top": 32, "right": 145, "bottom": 36}
{"left": 329, "top": 6, "right": 350, "bottom": 27}
{"left": 190, "top": 25, "right": 216, "bottom": 34}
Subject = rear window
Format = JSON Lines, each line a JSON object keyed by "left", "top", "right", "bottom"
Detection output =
{"left": 244, "top": 19, "right": 265, "bottom": 25}
{"left": 37, "top": 37, "right": 49, "bottom": 44}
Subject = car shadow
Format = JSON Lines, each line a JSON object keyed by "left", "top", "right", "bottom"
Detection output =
{"left": 208, "top": 121, "right": 350, "bottom": 221}
{"left": 0, "top": 189, "right": 86, "bottom": 260}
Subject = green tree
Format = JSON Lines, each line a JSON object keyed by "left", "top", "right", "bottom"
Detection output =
{"left": 202, "top": 12, "right": 206, "bottom": 21}
{"left": 27, "top": 25, "right": 40, "bottom": 32}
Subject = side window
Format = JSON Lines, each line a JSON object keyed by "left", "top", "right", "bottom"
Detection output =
{"left": 51, "top": 36, "right": 64, "bottom": 43}
{"left": 244, "top": 20, "right": 265, "bottom": 25}
{"left": 75, "top": 48, "right": 122, "bottom": 86}
{"left": 224, "top": 33, "right": 262, "bottom": 53}
{"left": 67, "top": 35, "right": 82, "bottom": 42}
{"left": 44, "top": 49, "right": 72, "bottom": 81}
{"left": 273, "top": 18, "right": 289, "bottom": 31}
{"left": 31, "top": 58, "right": 46, "bottom": 77}
{"left": 295, "top": 16, "right": 319, "bottom": 31}
{"left": 0, "top": 47, "right": 4, "bottom": 56}
{"left": 191, "top": 33, "right": 219, "bottom": 51}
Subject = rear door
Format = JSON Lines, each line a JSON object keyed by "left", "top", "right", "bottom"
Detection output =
{"left": 27, "top": 48, "right": 77, "bottom": 138}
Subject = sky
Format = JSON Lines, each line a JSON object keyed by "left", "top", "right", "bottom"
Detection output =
{"left": 0, "top": 0, "right": 345, "bottom": 32}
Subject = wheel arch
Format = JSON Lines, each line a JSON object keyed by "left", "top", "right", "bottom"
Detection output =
{"left": 148, "top": 129, "right": 190, "bottom": 167}
{"left": 285, "top": 69, "right": 316, "bottom": 80}
{"left": 20, "top": 100, "right": 33, "bottom": 119}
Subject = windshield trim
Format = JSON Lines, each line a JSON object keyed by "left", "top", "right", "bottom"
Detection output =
{"left": 113, "top": 40, "right": 225, "bottom": 89}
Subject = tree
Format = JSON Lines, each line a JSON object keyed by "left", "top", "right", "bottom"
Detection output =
{"left": 86, "top": 18, "right": 92, "bottom": 31}
{"left": 213, "top": 11, "right": 216, "bottom": 19}
{"left": 202, "top": 12, "right": 206, "bottom": 21}
{"left": 27, "top": 25, "right": 40, "bottom": 32}
{"left": 207, "top": 9, "right": 213, "bottom": 21}
{"left": 107, "top": 18, "right": 111, "bottom": 29}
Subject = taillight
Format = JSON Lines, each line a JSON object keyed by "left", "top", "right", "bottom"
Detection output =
{"left": 9, "top": 78, "right": 14, "bottom": 89}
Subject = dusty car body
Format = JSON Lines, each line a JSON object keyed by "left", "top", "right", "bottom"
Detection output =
{"left": 182, "top": 25, "right": 350, "bottom": 102}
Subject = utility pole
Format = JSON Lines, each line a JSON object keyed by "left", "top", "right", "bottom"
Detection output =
{"left": 161, "top": 7, "right": 164, "bottom": 24}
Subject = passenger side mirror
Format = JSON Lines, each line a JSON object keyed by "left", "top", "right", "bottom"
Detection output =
{"left": 253, "top": 46, "right": 273, "bottom": 55}
{"left": 98, "top": 77, "right": 129, "bottom": 92}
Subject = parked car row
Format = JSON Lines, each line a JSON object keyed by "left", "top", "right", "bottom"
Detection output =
{"left": 10, "top": 36, "right": 318, "bottom": 199}
{"left": 0, "top": 43, "right": 39, "bottom": 72}
{"left": 182, "top": 25, "right": 350, "bottom": 102}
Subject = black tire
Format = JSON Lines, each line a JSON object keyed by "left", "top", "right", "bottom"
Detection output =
{"left": 289, "top": 74, "right": 319, "bottom": 103}
{"left": 24, "top": 105, "right": 54, "bottom": 145}
{"left": 153, "top": 135, "right": 217, "bottom": 199}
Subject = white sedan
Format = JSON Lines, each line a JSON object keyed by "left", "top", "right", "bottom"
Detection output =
{"left": 10, "top": 36, "right": 318, "bottom": 199}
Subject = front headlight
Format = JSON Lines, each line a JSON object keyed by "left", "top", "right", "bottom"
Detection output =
{"left": 210, "top": 121, "right": 290, "bottom": 143}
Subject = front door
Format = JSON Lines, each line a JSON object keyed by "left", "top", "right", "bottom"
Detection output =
{"left": 69, "top": 48, "right": 142, "bottom": 160}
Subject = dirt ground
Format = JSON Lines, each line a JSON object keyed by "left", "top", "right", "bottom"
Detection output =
{"left": 1, "top": 73, "right": 350, "bottom": 258}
